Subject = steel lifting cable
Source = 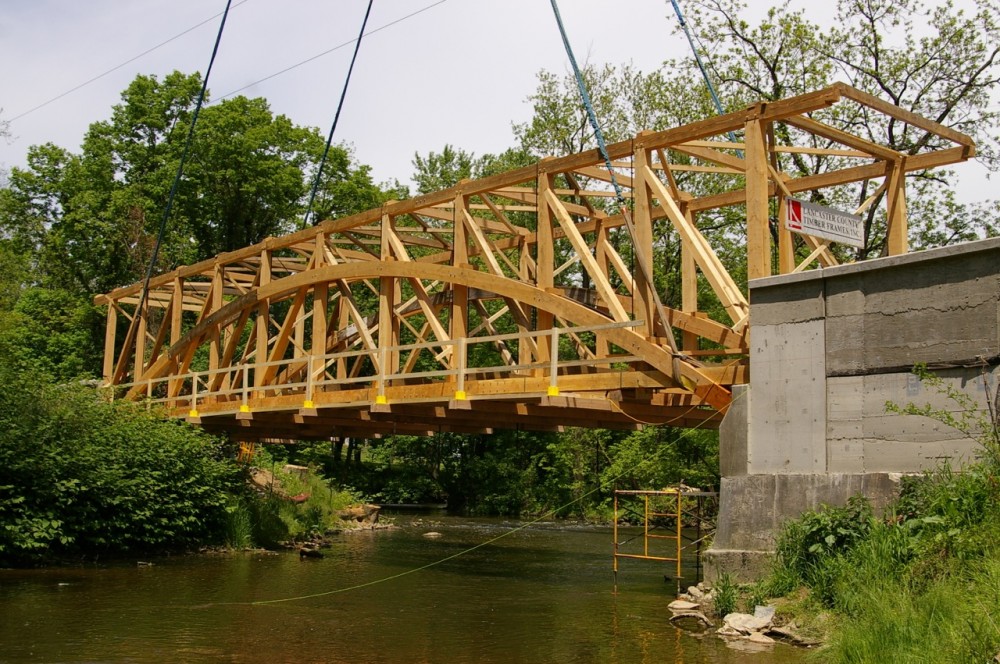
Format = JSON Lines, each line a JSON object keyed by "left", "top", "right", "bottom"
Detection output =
{"left": 130, "top": 0, "right": 233, "bottom": 364}
{"left": 547, "top": 0, "right": 684, "bottom": 366}
{"left": 666, "top": 0, "right": 742, "bottom": 151}
{"left": 302, "top": 0, "right": 375, "bottom": 229}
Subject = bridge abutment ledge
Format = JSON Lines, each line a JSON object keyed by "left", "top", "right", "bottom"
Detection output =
{"left": 706, "top": 237, "right": 1000, "bottom": 582}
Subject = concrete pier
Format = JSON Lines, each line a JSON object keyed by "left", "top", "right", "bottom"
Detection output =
{"left": 706, "top": 237, "right": 1000, "bottom": 579}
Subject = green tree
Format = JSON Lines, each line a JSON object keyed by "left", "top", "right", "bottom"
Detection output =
{"left": 0, "top": 71, "right": 400, "bottom": 297}
{"left": 0, "top": 369, "right": 239, "bottom": 564}
{"left": 179, "top": 95, "right": 319, "bottom": 256}
{"left": 687, "top": 0, "right": 1000, "bottom": 255}
{"left": 411, "top": 144, "right": 475, "bottom": 194}
{"left": 0, "top": 288, "right": 102, "bottom": 381}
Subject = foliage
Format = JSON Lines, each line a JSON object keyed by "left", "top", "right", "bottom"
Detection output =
{"left": 774, "top": 495, "right": 874, "bottom": 582}
{"left": 0, "top": 71, "right": 398, "bottom": 299}
{"left": 760, "top": 371, "right": 1000, "bottom": 659}
{"left": 886, "top": 363, "right": 1000, "bottom": 465}
{"left": 825, "top": 551, "right": 1000, "bottom": 663}
{"left": 411, "top": 145, "right": 475, "bottom": 194}
{"left": 512, "top": 0, "right": 999, "bottom": 305}
{"left": 712, "top": 572, "right": 739, "bottom": 617}
{"left": 243, "top": 448, "right": 365, "bottom": 546}
{"left": 0, "top": 369, "right": 240, "bottom": 565}
{"left": 296, "top": 424, "right": 719, "bottom": 519}
{"left": 687, "top": 0, "right": 1000, "bottom": 255}
{"left": 601, "top": 427, "right": 719, "bottom": 493}
{"left": 0, "top": 287, "right": 103, "bottom": 381}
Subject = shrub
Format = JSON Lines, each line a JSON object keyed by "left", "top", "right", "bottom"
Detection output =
{"left": 0, "top": 371, "right": 240, "bottom": 564}
{"left": 773, "top": 495, "right": 874, "bottom": 585}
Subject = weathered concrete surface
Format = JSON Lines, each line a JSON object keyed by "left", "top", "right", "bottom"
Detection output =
{"left": 825, "top": 246, "right": 1000, "bottom": 374}
{"left": 708, "top": 237, "right": 1000, "bottom": 581}
{"left": 748, "top": 318, "right": 827, "bottom": 473}
{"left": 720, "top": 385, "right": 749, "bottom": 478}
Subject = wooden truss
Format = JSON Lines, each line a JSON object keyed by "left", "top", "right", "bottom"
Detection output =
{"left": 95, "top": 83, "right": 974, "bottom": 441}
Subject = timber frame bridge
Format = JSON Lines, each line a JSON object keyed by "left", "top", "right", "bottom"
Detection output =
{"left": 96, "top": 83, "right": 974, "bottom": 442}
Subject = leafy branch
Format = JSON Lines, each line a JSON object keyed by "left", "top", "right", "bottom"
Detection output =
{"left": 885, "top": 362, "right": 1000, "bottom": 465}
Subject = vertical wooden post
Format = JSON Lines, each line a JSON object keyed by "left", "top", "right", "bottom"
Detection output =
{"left": 209, "top": 264, "right": 223, "bottom": 377}
{"left": 632, "top": 144, "right": 655, "bottom": 338}
{"left": 594, "top": 219, "right": 610, "bottom": 359}
{"left": 885, "top": 158, "right": 908, "bottom": 256}
{"left": 133, "top": 297, "right": 148, "bottom": 382}
{"left": 745, "top": 115, "right": 772, "bottom": 280}
{"left": 777, "top": 195, "right": 795, "bottom": 274}
{"left": 451, "top": 194, "right": 469, "bottom": 359}
{"left": 169, "top": 278, "right": 184, "bottom": 404}
{"left": 336, "top": 298, "right": 349, "bottom": 382}
{"left": 681, "top": 211, "right": 699, "bottom": 352}
{"left": 255, "top": 249, "right": 272, "bottom": 395}
{"left": 103, "top": 304, "right": 117, "bottom": 384}
{"left": 536, "top": 168, "right": 555, "bottom": 366}
{"left": 548, "top": 328, "right": 560, "bottom": 396}
{"left": 311, "top": 233, "right": 329, "bottom": 401}
{"left": 379, "top": 213, "right": 400, "bottom": 383}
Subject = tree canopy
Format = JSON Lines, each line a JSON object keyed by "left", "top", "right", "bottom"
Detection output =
{"left": 0, "top": 71, "right": 399, "bottom": 298}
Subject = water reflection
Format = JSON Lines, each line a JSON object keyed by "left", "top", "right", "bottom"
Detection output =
{"left": 0, "top": 516, "right": 809, "bottom": 663}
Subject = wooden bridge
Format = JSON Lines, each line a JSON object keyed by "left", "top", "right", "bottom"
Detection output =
{"left": 96, "top": 83, "right": 974, "bottom": 442}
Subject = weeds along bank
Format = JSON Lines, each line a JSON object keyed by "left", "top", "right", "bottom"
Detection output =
{"left": 721, "top": 367, "right": 1000, "bottom": 662}
{"left": 222, "top": 450, "right": 368, "bottom": 551}
{"left": 740, "top": 464, "right": 1000, "bottom": 662}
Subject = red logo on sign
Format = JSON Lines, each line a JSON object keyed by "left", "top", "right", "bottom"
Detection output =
{"left": 787, "top": 199, "right": 803, "bottom": 230}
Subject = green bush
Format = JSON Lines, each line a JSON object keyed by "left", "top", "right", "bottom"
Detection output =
{"left": 246, "top": 449, "right": 366, "bottom": 544}
{"left": 712, "top": 572, "right": 739, "bottom": 617}
{"left": 774, "top": 495, "right": 874, "bottom": 587}
{"left": 0, "top": 371, "right": 240, "bottom": 564}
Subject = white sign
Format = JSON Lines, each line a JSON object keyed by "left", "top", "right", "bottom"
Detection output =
{"left": 784, "top": 198, "right": 864, "bottom": 249}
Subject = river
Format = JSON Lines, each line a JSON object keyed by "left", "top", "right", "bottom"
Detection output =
{"left": 0, "top": 514, "right": 810, "bottom": 663}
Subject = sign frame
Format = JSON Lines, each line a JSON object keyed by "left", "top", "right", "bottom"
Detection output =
{"left": 784, "top": 197, "right": 865, "bottom": 249}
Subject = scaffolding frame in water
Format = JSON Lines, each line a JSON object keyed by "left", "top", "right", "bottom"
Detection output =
{"left": 613, "top": 487, "right": 718, "bottom": 590}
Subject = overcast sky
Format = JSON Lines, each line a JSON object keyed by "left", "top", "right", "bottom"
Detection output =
{"left": 1, "top": 0, "right": 993, "bottom": 198}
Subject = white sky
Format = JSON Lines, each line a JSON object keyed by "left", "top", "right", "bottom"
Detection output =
{"left": 0, "top": 0, "right": 993, "bottom": 198}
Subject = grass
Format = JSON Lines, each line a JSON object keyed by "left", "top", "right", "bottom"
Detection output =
{"left": 712, "top": 571, "right": 739, "bottom": 617}
{"left": 826, "top": 554, "right": 1000, "bottom": 663}
{"left": 223, "top": 452, "right": 369, "bottom": 550}
{"left": 752, "top": 461, "right": 1000, "bottom": 662}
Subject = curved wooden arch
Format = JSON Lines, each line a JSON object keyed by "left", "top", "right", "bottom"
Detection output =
{"left": 131, "top": 262, "right": 731, "bottom": 411}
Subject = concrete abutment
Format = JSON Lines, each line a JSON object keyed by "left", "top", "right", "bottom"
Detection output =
{"left": 706, "top": 237, "right": 1000, "bottom": 581}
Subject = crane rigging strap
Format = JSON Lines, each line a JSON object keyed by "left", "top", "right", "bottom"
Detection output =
{"left": 547, "top": 0, "right": 685, "bottom": 365}
{"left": 130, "top": 0, "right": 234, "bottom": 367}
{"left": 303, "top": 0, "right": 376, "bottom": 229}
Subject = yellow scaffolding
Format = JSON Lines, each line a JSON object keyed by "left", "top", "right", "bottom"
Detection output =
{"left": 613, "top": 487, "right": 717, "bottom": 591}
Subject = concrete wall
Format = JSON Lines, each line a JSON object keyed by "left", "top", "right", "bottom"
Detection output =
{"left": 707, "top": 237, "right": 1000, "bottom": 580}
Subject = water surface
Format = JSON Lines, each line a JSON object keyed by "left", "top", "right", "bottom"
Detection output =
{"left": 0, "top": 515, "right": 809, "bottom": 663}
